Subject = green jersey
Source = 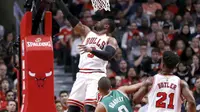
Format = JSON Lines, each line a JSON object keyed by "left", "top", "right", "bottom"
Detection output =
{"left": 100, "top": 90, "right": 132, "bottom": 112}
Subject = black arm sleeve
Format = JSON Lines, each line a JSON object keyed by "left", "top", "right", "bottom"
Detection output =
{"left": 109, "top": 58, "right": 120, "bottom": 75}
{"left": 90, "top": 45, "right": 116, "bottom": 60}
{"left": 55, "top": 0, "right": 79, "bottom": 27}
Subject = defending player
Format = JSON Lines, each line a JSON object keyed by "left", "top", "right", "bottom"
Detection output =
{"left": 55, "top": 0, "right": 118, "bottom": 112}
{"left": 133, "top": 51, "right": 196, "bottom": 112}
{"left": 95, "top": 77, "right": 144, "bottom": 112}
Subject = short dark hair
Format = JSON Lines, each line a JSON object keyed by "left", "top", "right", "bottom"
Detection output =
{"left": 55, "top": 100, "right": 62, "bottom": 104}
{"left": 6, "top": 90, "right": 14, "bottom": 95}
{"left": 7, "top": 100, "right": 17, "bottom": 106}
{"left": 107, "top": 19, "right": 116, "bottom": 33}
{"left": 152, "top": 48, "right": 160, "bottom": 53}
{"left": 98, "top": 77, "right": 111, "bottom": 91}
{"left": 163, "top": 51, "right": 180, "bottom": 69}
{"left": 59, "top": 90, "right": 68, "bottom": 96}
{"left": 140, "top": 40, "right": 148, "bottom": 46}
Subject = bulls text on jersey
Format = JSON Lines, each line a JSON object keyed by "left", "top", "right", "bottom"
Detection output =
{"left": 85, "top": 37, "right": 106, "bottom": 50}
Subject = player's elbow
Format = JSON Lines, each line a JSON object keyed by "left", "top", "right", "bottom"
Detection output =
{"left": 188, "top": 100, "right": 196, "bottom": 107}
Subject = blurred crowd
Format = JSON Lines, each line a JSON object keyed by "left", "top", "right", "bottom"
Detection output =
{"left": 1, "top": 0, "right": 200, "bottom": 112}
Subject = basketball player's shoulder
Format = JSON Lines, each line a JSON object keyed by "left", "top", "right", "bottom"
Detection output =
{"left": 107, "top": 36, "right": 118, "bottom": 49}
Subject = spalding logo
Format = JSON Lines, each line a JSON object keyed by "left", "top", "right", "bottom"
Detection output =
{"left": 27, "top": 38, "right": 51, "bottom": 47}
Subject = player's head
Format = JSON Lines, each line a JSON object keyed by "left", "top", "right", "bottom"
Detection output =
{"left": 98, "top": 77, "right": 111, "bottom": 95}
{"left": 162, "top": 51, "right": 180, "bottom": 70}
{"left": 94, "top": 18, "right": 116, "bottom": 33}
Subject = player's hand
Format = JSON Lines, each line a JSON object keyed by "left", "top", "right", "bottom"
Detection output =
{"left": 78, "top": 45, "right": 93, "bottom": 53}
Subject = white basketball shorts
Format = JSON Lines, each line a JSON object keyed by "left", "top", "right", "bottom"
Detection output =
{"left": 67, "top": 72, "right": 106, "bottom": 109}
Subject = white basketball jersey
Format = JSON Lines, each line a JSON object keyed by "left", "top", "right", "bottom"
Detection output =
{"left": 148, "top": 74, "right": 183, "bottom": 112}
{"left": 78, "top": 31, "right": 109, "bottom": 73}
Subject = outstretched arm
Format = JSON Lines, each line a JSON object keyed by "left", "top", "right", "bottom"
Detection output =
{"left": 79, "top": 37, "right": 118, "bottom": 60}
{"left": 180, "top": 80, "right": 196, "bottom": 112}
{"left": 118, "top": 82, "right": 144, "bottom": 95}
{"left": 55, "top": 0, "right": 90, "bottom": 36}
{"left": 133, "top": 77, "right": 153, "bottom": 104}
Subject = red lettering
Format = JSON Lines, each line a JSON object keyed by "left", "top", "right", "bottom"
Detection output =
{"left": 93, "top": 38, "right": 97, "bottom": 44}
{"left": 158, "top": 83, "right": 162, "bottom": 89}
{"left": 86, "top": 38, "right": 90, "bottom": 45}
{"left": 100, "top": 41, "right": 106, "bottom": 49}
{"left": 167, "top": 82, "right": 170, "bottom": 88}
{"left": 172, "top": 84, "right": 177, "bottom": 90}
{"left": 89, "top": 38, "right": 94, "bottom": 44}
{"left": 96, "top": 39, "right": 101, "bottom": 47}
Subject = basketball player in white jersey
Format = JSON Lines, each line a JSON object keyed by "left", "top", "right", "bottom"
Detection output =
{"left": 133, "top": 51, "right": 196, "bottom": 112}
{"left": 56, "top": 0, "right": 118, "bottom": 112}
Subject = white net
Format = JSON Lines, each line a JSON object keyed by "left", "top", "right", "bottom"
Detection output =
{"left": 91, "top": 0, "right": 110, "bottom": 12}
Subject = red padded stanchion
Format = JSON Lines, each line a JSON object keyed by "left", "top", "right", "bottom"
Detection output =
{"left": 20, "top": 11, "right": 56, "bottom": 112}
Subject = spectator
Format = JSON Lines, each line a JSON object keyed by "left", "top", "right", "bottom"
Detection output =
{"left": 2, "top": 100, "right": 17, "bottom": 112}
{"left": 191, "top": 54, "right": 200, "bottom": 76}
{"left": 173, "top": 15, "right": 182, "bottom": 30}
{"left": 129, "top": 5, "right": 150, "bottom": 27}
{"left": 193, "top": 1, "right": 200, "bottom": 24}
{"left": 134, "top": 41, "right": 152, "bottom": 75}
{"left": 5, "top": 90, "right": 14, "bottom": 101}
{"left": 132, "top": 40, "right": 152, "bottom": 60}
{"left": 121, "top": 22, "right": 144, "bottom": 60}
{"left": 179, "top": 0, "right": 195, "bottom": 16}
{"left": 55, "top": 101, "right": 67, "bottom": 112}
{"left": 191, "top": 21, "right": 200, "bottom": 38}
{"left": 153, "top": 9, "right": 164, "bottom": 27}
{"left": 191, "top": 37, "right": 200, "bottom": 54}
{"left": 142, "top": 0, "right": 162, "bottom": 19}
{"left": 174, "top": 62, "right": 193, "bottom": 87}
{"left": 118, "top": 59, "right": 128, "bottom": 78}
{"left": 0, "top": 79, "right": 11, "bottom": 101}
{"left": 180, "top": 46, "right": 195, "bottom": 65}
{"left": 143, "top": 48, "right": 161, "bottom": 76}
{"left": 0, "top": 31, "right": 14, "bottom": 59}
{"left": 120, "top": 67, "right": 138, "bottom": 85}
{"left": 0, "top": 64, "right": 7, "bottom": 81}
{"left": 151, "top": 30, "right": 166, "bottom": 47}
{"left": 146, "top": 21, "right": 160, "bottom": 43}
{"left": 59, "top": 91, "right": 68, "bottom": 111}
{"left": 171, "top": 39, "right": 188, "bottom": 56}
{"left": 163, "top": 10, "right": 174, "bottom": 30}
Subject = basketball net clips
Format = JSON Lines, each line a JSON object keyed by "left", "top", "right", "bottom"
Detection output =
{"left": 91, "top": 0, "right": 111, "bottom": 12}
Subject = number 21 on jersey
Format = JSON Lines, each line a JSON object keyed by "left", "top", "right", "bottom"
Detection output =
{"left": 156, "top": 92, "right": 175, "bottom": 109}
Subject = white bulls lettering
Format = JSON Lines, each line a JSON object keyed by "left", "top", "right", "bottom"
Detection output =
{"left": 27, "top": 41, "right": 51, "bottom": 47}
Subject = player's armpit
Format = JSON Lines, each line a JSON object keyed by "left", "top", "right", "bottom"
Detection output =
{"left": 118, "top": 82, "right": 144, "bottom": 95}
{"left": 180, "top": 80, "right": 196, "bottom": 112}
{"left": 74, "top": 22, "right": 91, "bottom": 37}
{"left": 95, "top": 103, "right": 106, "bottom": 112}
